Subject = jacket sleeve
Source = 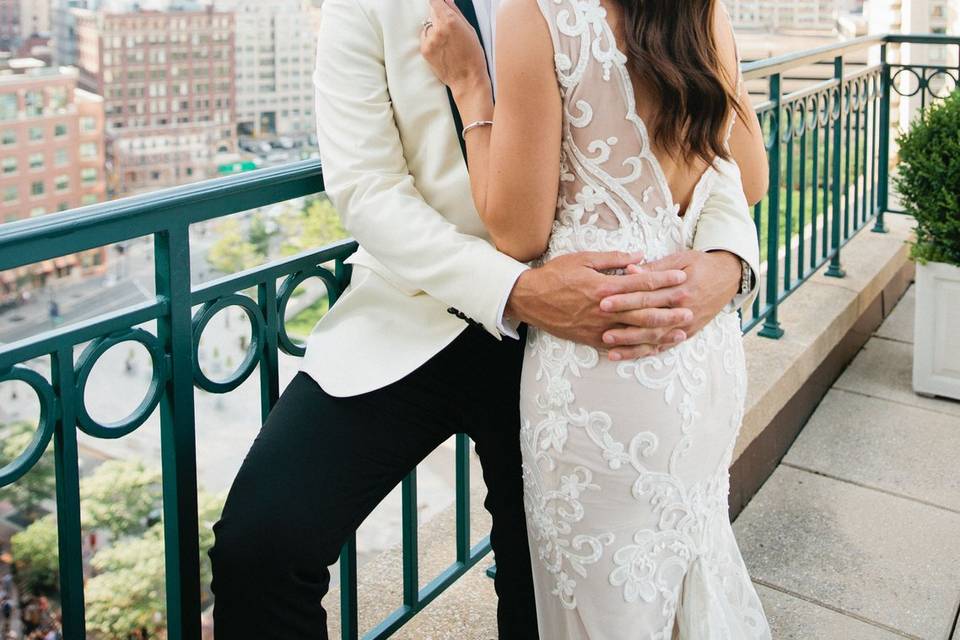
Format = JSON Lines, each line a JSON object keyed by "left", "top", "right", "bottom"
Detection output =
{"left": 693, "top": 162, "right": 761, "bottom": 311}
{"left": 313, "top": 0, "right": 527, "bottom": 338}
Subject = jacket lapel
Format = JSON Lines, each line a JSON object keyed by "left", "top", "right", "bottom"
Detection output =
{"left": 448, "top": 0, "right": 486, "bottom": 161}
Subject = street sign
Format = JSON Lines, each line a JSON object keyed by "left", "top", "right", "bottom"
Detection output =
{"left": 217, "top": 161, "right": 257, "bottom": 175}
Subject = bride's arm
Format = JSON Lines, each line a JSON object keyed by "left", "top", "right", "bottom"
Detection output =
{"left": 423, "top": 0, "right": 562, "bottom": 262}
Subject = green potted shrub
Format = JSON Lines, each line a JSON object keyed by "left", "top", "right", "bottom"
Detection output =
{"left": 894, "top": 88, "right": 960, "bottom": 400}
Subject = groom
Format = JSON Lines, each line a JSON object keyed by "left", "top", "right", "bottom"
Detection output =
{"left": 209, "top": 0, "right": 761, "bottom": 638}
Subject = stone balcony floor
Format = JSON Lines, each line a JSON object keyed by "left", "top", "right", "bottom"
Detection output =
{"left": 735, "top": 284, "right": 960, "bottom": 640}
{"left": 335, "top": 281, "right": 960, "bottom": 640}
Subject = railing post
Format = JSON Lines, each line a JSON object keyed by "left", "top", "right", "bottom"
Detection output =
{"left": 759, "top": 73, "right": 785, "bottom": 339}
{"left": 874, "top": 42, "right": 891, "bottom": 233}
{"left": 258, "top": 278, "right": 280, "bottom": 420}
{"left": 401, "top": 470, "right": 420, "bottom": 609}
{"left": 455, "top": 433, "right": 471, "bottom": 564}
{"left": 826, "top": 56, "right": 847, "bottom": 279}
{"left": 340, "top": 536, "right": 359, "bottom": 640}
{"left": 51, "top": 348, "right": 86, "bottom": 638}
{"left": 155, "top": 224, "right": 202, "bottom": 640}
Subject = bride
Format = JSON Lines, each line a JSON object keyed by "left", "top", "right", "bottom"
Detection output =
{"left": 421, "top": 0, "right": 773, "bottom": 637}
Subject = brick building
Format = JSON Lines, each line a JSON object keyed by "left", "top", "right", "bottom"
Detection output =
{"left": 74, "top": 4, "right": 237, "bottom": 195}
{"left": 0, "top": 59, "right": 107, "bottom": 298}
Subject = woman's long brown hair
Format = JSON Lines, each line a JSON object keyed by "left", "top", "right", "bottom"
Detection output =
{"left": 613, "top": 0, "right": 746, "bottom": 165}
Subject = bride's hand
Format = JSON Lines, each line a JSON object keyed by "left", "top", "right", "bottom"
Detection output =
{"left": 420, "top": 0, "right": 491, "bottom": 100}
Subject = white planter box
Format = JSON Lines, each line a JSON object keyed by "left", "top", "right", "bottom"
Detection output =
{"left": 914, "top": 260, "right": 960, "bottom": 400}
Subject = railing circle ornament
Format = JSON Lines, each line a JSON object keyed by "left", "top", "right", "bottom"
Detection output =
{"left": 891, "top": 67, "right": 923, "bottom": 98}
{"left": 74, "top": 329, "right": 168, "bottom": 439}
{"left": 803, "top": 94, "right": 819, "bottom": 131}
{"left": 0, "top": 367, "right": 57, "bottom": 488}
{"left": 790, "top": 99, "right": 807, "bottom": 138}
{"left": 276, "top": 265, "right": 339, "bottom": 358}
{"left": 925, "top": 68, "right": 958, "bottom": 100}
{"left": 191, "top": 294, "right": 266, "bottom": 394}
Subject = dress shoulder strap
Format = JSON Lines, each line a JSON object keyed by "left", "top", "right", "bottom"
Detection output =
{"left": 535, "top": 0, "right": 600, "bottom": 91}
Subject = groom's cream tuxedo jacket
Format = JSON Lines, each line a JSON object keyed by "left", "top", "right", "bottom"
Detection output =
{"left": 303, "top": 0, "right": 761, "bottom": 398}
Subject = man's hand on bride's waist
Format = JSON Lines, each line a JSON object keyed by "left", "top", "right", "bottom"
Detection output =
{"left": 504, "top": 251, "right": 693, "bottom": 358}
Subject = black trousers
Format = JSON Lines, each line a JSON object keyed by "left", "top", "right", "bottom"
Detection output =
{"left": 209, "top": 325, "right": 539, "bottom": 639}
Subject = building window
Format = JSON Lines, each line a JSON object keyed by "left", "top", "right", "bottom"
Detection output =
{"left": 0, "top": 94, "right": 16, "bottom": 122}
{"left": 54, "top": 149, "right": 68, "bottom": 166}
{"left": 54, "top": 123, "right": 68, "bottom": 137}
{"left": 2, "top": 158, "right": 16, "bottom": 175}
{"left": 29, "top": 153, "right": 44, "bottom": 170}
{"left": 47, "top": 87, "right": 67, "bottom": 111}
{"left": 57, "top": 202, "right": 70, "bottom": 211}
{"left": 81, "top": 194, "right": 98, "bottom": 206}
{"left": 31, "top": 181, "right": 45, "bottom": 197}
{"left": 80, "top": 116, "right": 97, "bottom": 133}
{"left": 81, "top": 168, "right": 98, "bottom": 184}
{"left": 55, "top": 175, "right": 69, "bottom": 192}
{"left": 2, "top": 186, "right": 17, "bottom": 203}
{"left": 79, "top": 143, "right": 97, "bottom": 159}
{"left": 25, "top": 91, "right": 44, "bottom": 118}
{"left": 28, "top": 127, "right": 44, "bottom": 142}
{"left": 29, "top": 207, "right": 46, "bottom": 217}
{"left": 1, "top": 130, "right": 14, "bottom": 146}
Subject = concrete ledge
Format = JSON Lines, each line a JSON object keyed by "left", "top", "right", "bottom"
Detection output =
{"left": 730, "top": 213, "right": 916, "bottom": 518}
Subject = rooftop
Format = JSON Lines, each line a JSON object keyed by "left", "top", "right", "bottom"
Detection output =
{"left": 0, "top": 29, "right": 957, "bottom": 640}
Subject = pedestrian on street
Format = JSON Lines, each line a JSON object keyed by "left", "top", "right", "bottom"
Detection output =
{"left": 1, "top": 597, "right": 11, "bottom": 632}
{"left": 48, "top": 301, "right": 61, "bottom": 327}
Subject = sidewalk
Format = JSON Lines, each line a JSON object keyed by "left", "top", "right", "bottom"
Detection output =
{"left": 734, "top": 285, "right": 960, "bottom": 639}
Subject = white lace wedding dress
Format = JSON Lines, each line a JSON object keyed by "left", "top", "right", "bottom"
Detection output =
{"left": 519, "top": 1, "right": 773, "bottom": 638}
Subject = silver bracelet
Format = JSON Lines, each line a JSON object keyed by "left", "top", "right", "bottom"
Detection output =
{"left": 462, "top": 120, "right": 494, "bottom": 139}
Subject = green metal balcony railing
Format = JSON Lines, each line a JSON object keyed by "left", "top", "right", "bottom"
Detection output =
{"left": 0, "top": 33, "right": 957, "bottom": 640}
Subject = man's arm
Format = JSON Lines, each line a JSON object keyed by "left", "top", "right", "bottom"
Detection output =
{"left": 692, "top": 162, "right": 761, "bottom": 312}
{"left": 314, "top": 0, "right": 527, "bottom": 339}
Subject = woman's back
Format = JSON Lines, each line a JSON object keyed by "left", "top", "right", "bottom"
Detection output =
{"left": 536, "top": 0, "right": 744, "bottom": 263}
{"left": 605, "top": 0, "right": 742, "bottom": 213}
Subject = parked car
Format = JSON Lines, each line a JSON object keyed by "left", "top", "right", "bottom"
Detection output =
{"left": 265, "top": 151, "right": 291, "bottom": 164}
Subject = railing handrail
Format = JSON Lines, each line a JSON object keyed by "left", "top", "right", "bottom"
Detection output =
{"left": 742, "top": 33, "right": 884, "bottom": 79}
{"left": 0, "top": 159, "right": 325, "bottom": 272}
{"left": 741, "top": 32, "right": 960, "bottom": 80}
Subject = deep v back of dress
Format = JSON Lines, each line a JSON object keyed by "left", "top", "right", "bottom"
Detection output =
{"left": 537, "top": 0, "right": 741, "bottom": 265}
{"left": 518, "top": 1, "right": 773, "bottom": 638}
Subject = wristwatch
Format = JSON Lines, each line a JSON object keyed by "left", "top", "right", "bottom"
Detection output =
{"left": 739, "top": 258, "right": 754, "bottom": 296}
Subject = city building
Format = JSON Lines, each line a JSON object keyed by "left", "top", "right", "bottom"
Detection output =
{"left": 724, "top": 0, "right": 854, "bottom": 31}
{"left": 0, "top": 0, "right": 22, "bottom": 52}
{"left": 51, "top": 0, "right": 104, "bottom": 66}
{"left": 0, "top": 58, "right": 107, "bottom": 295}
{"left": 866, "top": 0, "right": 959, "bottom": 128}
{"left": 74, "top": 2, "right": 237, "bottom": 194}
{"left": 214, "top": 0, "right": 316, "bottom": 138}
{"left": 20, "top": 0, "right": 52, "bottom": 38}
{"left": 868, "top": 0, "right": 959, "bottom": 62}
